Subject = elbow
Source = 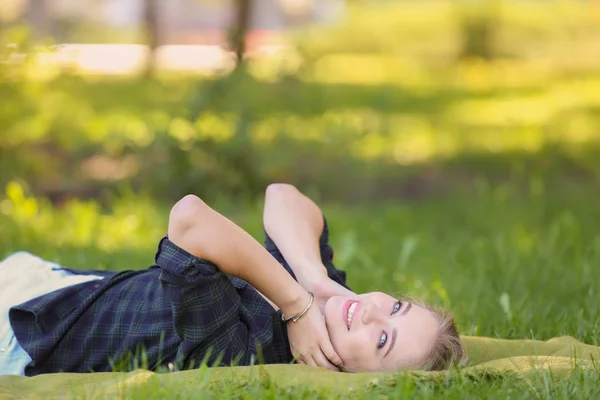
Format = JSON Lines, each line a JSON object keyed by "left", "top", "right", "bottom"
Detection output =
{"left": 265, "top": 183, "right": 297, "bottom": 200}
{"left": 169, "top": 194, "right": 207, "bottom": 236}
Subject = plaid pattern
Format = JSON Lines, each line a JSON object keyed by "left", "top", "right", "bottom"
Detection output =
{"left": 9, "top": 218, "right": 349, "bottom": 376}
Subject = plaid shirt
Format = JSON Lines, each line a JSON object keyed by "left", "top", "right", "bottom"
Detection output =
{"left": 10, "top": 219, "right": 349, "bottom": 376}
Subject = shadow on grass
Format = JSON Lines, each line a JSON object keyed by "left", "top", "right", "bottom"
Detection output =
{"left": 46, "top": 72, "right": 560, "bottom": 118}
{"left": 283, "top": 142, "right": 600, "bottom": 204}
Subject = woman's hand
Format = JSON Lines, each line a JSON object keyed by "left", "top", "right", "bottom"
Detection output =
{"left": 304, "top": 276, "right": 357, "bottom": 313}
{"left": 284, "top": 294, "right": 343, "bottom": 371}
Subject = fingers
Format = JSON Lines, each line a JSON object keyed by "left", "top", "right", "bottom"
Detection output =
{"left": 306, "top": 356, "right": 317, "bottom": 368}
{"left": 319, "top": 342, "right": 343, "bottom": 370}
{"left": 313, "top": 351, "right": 341, "bottom": 371}
{"left": 294, "top": 351, "right": 340, "bottom": 371}
{"left": 296, "top": 355, "right": 316, "bottom": 367}
{"left": 285, "top": 303, "right": 344, "bottom": 372}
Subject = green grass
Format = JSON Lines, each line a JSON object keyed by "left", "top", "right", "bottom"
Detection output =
{"left": 2, "top": 177, "right": 600, "bottom": 398}
{"left": 2, "top": 1, "right": 600, "bottom": 396}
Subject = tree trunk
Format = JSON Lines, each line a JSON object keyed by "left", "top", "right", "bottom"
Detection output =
{"left": 230, "top": 0, "right": 252, "bottom": 68}
{"left": 25, "top": 0, "right": 52, "bottom": 39}
{"left": 143, "top": 0, "right": 160, "bottom": 76}
{"left": 457, "top": 0, "right": 499, "bottom": 60}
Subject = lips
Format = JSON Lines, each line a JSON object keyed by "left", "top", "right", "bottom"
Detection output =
{"left": 343, "top": 300, "right": 359, "bottom": 330}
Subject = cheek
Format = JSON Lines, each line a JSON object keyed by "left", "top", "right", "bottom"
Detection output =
{"left": 324, "top": 297, "right": 340, "bottom": 331}
{"left": 334, "top": 328, "right": 372, "bottom": 370}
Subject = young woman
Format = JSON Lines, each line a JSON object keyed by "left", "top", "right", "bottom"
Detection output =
{"left": 0, "top": 184, "right": 464, "bottom": 376}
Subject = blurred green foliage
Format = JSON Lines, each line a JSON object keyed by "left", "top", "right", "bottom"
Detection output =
{"left": 1, "top": 0, "right": 600, "bottom": 205}
{"left": 2, "top": 2, "right": 600, "bottom": 396}
{"left": 294, "top": 0, "right": 600, "bottom": 61}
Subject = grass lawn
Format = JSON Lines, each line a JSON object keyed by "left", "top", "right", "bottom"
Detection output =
{"left": 2, "top": 1, "right": 600, "bottom": 395}
{"left": 1, "top": 176, "right": 600, "bottom": 398}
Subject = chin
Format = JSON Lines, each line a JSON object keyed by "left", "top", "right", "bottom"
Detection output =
{"left": 323, "top": 296, "right": 345, "bottom": 347}
{"left": 323, "top": 295, "right": 343, "bottom": 328}
{"left": 323, "top": 303, "right": 345, "bottom": 365}
{"left": 323, "top": 296, "right": 336, "bottom": 330}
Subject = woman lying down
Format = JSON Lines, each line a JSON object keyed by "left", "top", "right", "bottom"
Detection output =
{"left": 0, "top": 184, "right": 465, "bottom": 376}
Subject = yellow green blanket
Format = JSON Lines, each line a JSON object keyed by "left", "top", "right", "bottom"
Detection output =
{"left": 0, "top": 335, "right": 598, "bottom": 399}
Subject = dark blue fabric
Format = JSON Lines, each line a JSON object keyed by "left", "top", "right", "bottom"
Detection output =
{"left": 10, "top": 217, "right": 349, "bottom": 376}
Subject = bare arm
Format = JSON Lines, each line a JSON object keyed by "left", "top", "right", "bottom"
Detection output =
{"left": 263, "top": 184, "right": 355, "bottom": 307}
{"left": 167, "top": 194, "right": 343, "bottom": 370}
{"left": 169, "top": 194, "right": 308, "bottom": 318}
{"left": 263, "top": 184, "right": 329, "bottom": 287}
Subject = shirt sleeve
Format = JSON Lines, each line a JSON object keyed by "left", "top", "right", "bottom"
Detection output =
{"left": 264, "top": 217, "right": 351, "bottom": 290}
{"left": 154, "top": 236, "right": 241, "bottom": 347}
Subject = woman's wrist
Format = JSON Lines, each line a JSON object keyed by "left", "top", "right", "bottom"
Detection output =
{"left": 281, "top": 292, "right": 314, "bottom": 323}
{"left": 277, "top": 284, "right": 312, "bottom": 318}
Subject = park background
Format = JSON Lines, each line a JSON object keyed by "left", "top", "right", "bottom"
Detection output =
{"left": 1, "top": 0, "right": 600, "bottom": 397}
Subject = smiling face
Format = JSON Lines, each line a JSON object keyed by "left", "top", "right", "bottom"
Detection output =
{"left": 324, "top": 292, "right": 439, "bottom": 372}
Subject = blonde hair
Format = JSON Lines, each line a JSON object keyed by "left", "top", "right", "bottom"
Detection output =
{"left": 403, "top": 297, "right": 466, "bottom": 371}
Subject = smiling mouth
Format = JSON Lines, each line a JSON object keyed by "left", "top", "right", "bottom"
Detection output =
{"left": 346, "top": 301, "right": 358, "bottom": 330}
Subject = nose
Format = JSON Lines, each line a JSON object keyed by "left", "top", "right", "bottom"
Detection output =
{"left": 361, "top": 302, "right": 386, "bottom": 325}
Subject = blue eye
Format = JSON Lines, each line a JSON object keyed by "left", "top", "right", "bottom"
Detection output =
{"left": 379, "top": 302, "right": 402, "bottom": 350}
{"left": 378, "top": 332, "right": 388, "bottom": 349}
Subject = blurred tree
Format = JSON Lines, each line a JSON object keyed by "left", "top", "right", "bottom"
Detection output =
{"left": 143, "top": 0, "right": 160, "bottom": 75}
{"left": 229, "top": 0, "right": 252, "bottom": 68}
{"left": 457, "top": 0, "right": 500, "bottom": 60}
{"left": 25, "top": 0, "right": 53, "bottom": 39}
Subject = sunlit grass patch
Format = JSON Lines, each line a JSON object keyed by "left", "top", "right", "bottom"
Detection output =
{"left": 0, "top": 181, "right": 165, "bottom": 265}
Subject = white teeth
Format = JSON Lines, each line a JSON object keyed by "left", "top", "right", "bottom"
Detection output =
{"left": 347, "top": 302, "right": 357, "bottom": 329}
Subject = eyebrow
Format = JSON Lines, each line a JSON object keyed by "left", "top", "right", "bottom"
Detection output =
{"left": 384, "top": 302, "right": 412, "bottom": 358}
{"left": 384, "top": 328, "right": 397, "bottom": 358}
{"left": 400, "top": 302, "right": 412, "bottom": 316}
